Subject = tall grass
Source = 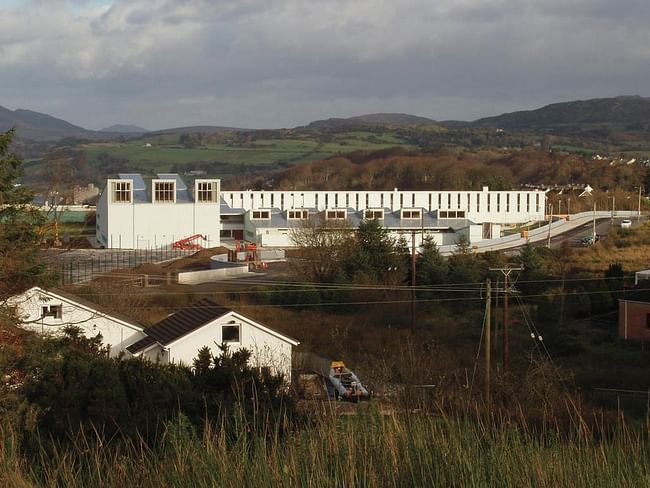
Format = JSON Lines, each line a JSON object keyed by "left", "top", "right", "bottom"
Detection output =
{"left": 1, "top": 406, "right": 648, "bottom": 487}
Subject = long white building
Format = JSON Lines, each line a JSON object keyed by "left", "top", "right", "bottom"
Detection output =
{"left": 96, "top": 173, "right": 547, "bottom": 249}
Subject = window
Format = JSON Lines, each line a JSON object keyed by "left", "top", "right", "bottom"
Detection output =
{"left": 111, "top": 181, "right": 131, "bottom": 203}
{"left": 41, "top": 305, "right": 62, "bottom": 319}
{"left": 527, "top": 194, "right": 530, "bottom": 212}
{"left": 439, "top": 210, "right": 466, "bottom": 219}
{"left": 517, "top": 194, "right": 521, "bottom": 212}
{"left": 154, "top": 181, "right": 175, "bottom": 202}
{"left": 364, "top": 209, "right": 384, "bottom": 220}
{"left": 197, "top": 181, "right": 217, "bottom": 202}
{"left": 496, "top": 194, "right": 500, "bottom": 212}
{"left": 222, "top": 324, "right": 240, "bottom": 343}
{"left": 401, "top": 209, "right": 421, "bottom": 219}
{"left": 251, "top": 210, "right": 271, "bottom": 220}
{"left": 506, "top": 193, "right": 510, "bottom": 212}
{"left": 288, "top": 209, "right": 309, "bottom": 220}
{"left": 646, "top": 314, "right": 650, "bottom": 329}
{"left": 326, "top": 209, "right": 346, "bottom": 220}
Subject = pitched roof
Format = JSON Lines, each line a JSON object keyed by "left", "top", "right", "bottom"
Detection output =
{"left": 127, "top": 298, "right": 231, "bottom": 353}
{"left": 18, "top": 287, "right": 143, "bottom": 331}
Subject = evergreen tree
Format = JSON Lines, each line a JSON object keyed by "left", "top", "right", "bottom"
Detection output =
{"left": 0, "top": 129, "right": 48, "bottom": 299}
{"left": 416, "top": 237, "right": 447, "bottom": 286}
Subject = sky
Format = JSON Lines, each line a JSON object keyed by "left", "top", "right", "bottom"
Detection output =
{"left": 1, "top": 0, "right": 650, "bottom": 130}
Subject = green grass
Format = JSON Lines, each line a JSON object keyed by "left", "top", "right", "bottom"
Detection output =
{"left": 76, "top": 130, "right": 414, "bottom": 176}
{"left": 3, "top": 409, "right": 648, "bottom": 487}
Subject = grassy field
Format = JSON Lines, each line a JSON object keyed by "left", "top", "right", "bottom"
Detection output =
{"left": 80, "top": 130, "right": 412, "bottom": 175}
{"left": 2, "top": 409, "right": 648, "bottom": 487}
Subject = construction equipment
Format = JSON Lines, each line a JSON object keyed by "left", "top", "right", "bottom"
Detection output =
{"left": 172, "top": 234, "right": 206, "bottom": 250}
{"left": 293, "top": 353, "right": 371, "bottom": 402}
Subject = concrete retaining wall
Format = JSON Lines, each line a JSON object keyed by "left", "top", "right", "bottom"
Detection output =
{"left": 177, "top": 265, "right": 249, "bottom": 284}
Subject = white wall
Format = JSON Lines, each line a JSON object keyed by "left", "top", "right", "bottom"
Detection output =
{"left": 10, "top": 288, "right": 145, "bottom": 357}
{"left": 99, "top": 178, "right": 221, "bottom": 249}
{"left": 222, "top": 187, "right": 546, "bottom": 224}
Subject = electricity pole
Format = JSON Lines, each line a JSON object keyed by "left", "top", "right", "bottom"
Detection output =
{"left": 411, "top": 230, "right": 416, "bottom": 333}
{"left": 485, "top": 279, "right": 491, "bottom": 405}
{"left": 490, "top": 267, "right": 523, "bottom": 372}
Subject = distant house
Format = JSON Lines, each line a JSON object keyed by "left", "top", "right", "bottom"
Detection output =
{"left": 126, "top": 298, "right": 299, "bottom": 380}
{"left": 8, "top": 287, "right": 146, "bottom": 357}
{"left": 618, "top": 299, "right": 650, "bottom": 342}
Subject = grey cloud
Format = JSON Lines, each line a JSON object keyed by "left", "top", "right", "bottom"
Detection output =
{"left": 1, "top": 0, "right": 650, "bottom": 129}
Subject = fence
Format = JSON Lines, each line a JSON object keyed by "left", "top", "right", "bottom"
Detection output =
{"left": 51, "top": 248, "right": 193, "bottom": 285}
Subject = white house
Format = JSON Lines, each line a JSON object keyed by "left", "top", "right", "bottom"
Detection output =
{"left": 126, "top": 298, "right": 299, "bottom": 381}
{"left": 8, "top": 287, "right": 146, "bottom": 357}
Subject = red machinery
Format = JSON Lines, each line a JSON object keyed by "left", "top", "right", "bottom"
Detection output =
{"left": 172, "top": 234, "right": 207, "bottom": 250}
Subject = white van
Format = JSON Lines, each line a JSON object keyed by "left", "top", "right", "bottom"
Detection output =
{"left": 620, "top": 219, "right": 632, "bottom": 229}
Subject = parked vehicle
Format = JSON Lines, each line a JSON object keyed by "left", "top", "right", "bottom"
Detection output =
{"left": 620, "top": 219, "right": 632, "bottom": 229}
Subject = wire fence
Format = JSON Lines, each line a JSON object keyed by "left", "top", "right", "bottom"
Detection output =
{"left": 50, "top": 248, "right": 193, "bottom": 285}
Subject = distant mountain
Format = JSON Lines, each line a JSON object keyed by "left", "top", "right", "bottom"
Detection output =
{"left": 307, "top": 113, "right": 437, "bottom": 129}
{"left": 149, "top": 125, "right": 244, "bottom": 135}
{"left": 100, "top": 124, "right": 148, "bottom": 134}
{"left": 468, "top": 95, "right": 650, "bottom": 130}
{"left": 0, "top": 105, "right": 99, "bottom": 142}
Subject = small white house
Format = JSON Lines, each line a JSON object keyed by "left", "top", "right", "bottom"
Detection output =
{"left": 8, "top": 287, "right": 146, "bottom": 357}
{"left": 126, "top": 298, "right": 299, "bottom": 381}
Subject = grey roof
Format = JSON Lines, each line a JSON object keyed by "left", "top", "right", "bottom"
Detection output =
{"left": 127, "top": 298, "right": 231, "bottom": 354}
{"left": 157, "top": 173, "right": 192, "bottom": 203}
{"left": 246, "top": 207, "right": 475, "bottom": 231}
{"left": 117, "top": 173, "right": 195, "bottom": 203}
{"left": 119, "top": 173, "right": 149, "bottom": 202}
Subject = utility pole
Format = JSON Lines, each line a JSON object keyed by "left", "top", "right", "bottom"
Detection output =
{"left": 638, "top": 186, "right": 642, "bottom": 223}
{"left": 485, "top": 279, "right": 491, "bottom": 406}
{"left": 489, "top": 267, "right": 523, "bottom": 372}
{"left": 411, "top": 229, "right": 416, "bottom": 333}
{"left": 546, "top": 203, "right": 553, "bottom": 248}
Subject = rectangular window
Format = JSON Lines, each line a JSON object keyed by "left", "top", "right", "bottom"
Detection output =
{"left": 457, "top": 194, "right": 461, "bottom": 208}
{"left": 646, "top": 313, "right": 650, "bottom": 329}
{"left": 355, "top": 193, "right": 359, "bottom": 210}
{"left": 439, "top": 210, "right": 466, "bottom": 219}
{"left": 197, "top": 181, "right": 217, "bottom": 202}
{"left": 222, "top": 324, "right": 240, "bottom": 343}
{"left": 326, "top": 209, "right": 346, "bottom": 220}
{"left": 447, "top": 194, "right": 451, "bottom": 208}
{"left": 314, "top": 194, "right": 318, "bottom": 207}
{"left": 401, "top": 209, "right": 422, "bottom": 219}
{"left": 154, "top": 181, "right": 175, "bottom": 202}
{"left": 380, "top": 194, "right": 384, "bottom": 207}
{"left": 438, "top": 194, "right": 442, "bottom": 209}
{"left": 506, "top": 193, "right": 510, "bottom": 212}
{"left": 400, "top": 194, "right": 404, "bottom": 207}
{"left": 271, "top": 194, "right": 275, "bottom": 207}
{"left": 527, "top": 194, "right": 530, "bottom": 212}
{"left": 412, "top": 194, "right": 415, "bottom": 207}
{"left": 517, "top": 194, "right": 521, "bottom": 212}
{"left": 281, "top": 194, "right": 284, "bottom": 209}
{"left": 111, "top": 181, "right": 131, "bottom": 203}
{"left": 428, "top": 194, "right": 432, "bottom": 211}
{"left": 487, "top": 194, "right": 491, "bottom": 212}
{"left": 364, "top": 209, "right": 384, "bottom": 220}
{"left": 251, "top": 210, "right": 271, "bottom": 220}
{"left": 365, "top": 194, "right": 369, "bottom": 207}
{"left": 536, "top": 194, "right": 540, "bottom": 213}
{"left": 41, "top": 305, "right": 62, "bottom": 319}
{"left": 476, "top": 194, "right": 480, "bottom": 212}
{"left": 496, "top": 194, "right": 500, "bottom": 212}
{"left": 288, "top": 209, "right": 309, "bottom": 220}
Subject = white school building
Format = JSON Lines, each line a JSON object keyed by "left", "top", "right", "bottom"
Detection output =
{"left": 96, "top": 173, "right": 547, "bottom": 250}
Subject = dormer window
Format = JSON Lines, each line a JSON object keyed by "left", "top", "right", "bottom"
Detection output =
{"left": 439, "top": 210, "right": 466, "bottom": 219}
{"left": 401, "top": 209, "right": 421, "bottom": 220}
{"left": 364, "top": 209, "right": 384, "bottom": 220}
{"left": 251, "top": 210, "right": 271, "bottom": 220}
{"left": 196, "top": 181, "right": 218, "bottom": 202}
{"left": 111, "top": 181, "right": 131, "bottom": 203}
{"left": 288, "top": 209, "right": 309, "bottom": 220}
{"left": 325, "top": 209, "right": 346, "bottom": 220}
{"left": 154, "top": 181, "right": 175, "bottom": 202}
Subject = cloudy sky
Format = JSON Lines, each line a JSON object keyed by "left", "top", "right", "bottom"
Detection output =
{"left": 1, "top": 0, "right": 650, "bottom": 130}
